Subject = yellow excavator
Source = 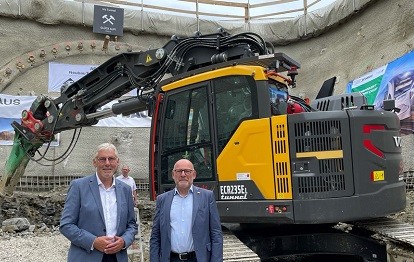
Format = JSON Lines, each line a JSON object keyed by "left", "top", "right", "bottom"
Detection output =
{"left": 1, "top": 29, "right": 406, "bottom": 224}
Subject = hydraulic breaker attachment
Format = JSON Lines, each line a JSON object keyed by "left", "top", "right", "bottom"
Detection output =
{"left": 0, "top": 130, "right": 43, "bottom": 196}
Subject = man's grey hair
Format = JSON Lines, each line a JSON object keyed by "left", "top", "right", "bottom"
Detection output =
{"left": 94, "top": 143, "right": 119, "bottom": 158}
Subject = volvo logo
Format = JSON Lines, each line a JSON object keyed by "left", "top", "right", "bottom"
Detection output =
{"left": 393, "top": 136, "right": 402, "bottom": 147}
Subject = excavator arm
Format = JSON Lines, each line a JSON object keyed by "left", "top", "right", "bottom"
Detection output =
{"left": 0, "top": 30, "right": 275, "bottom": 195}
{"left": 16, "top": 31, "right": 271, "bottom": 138}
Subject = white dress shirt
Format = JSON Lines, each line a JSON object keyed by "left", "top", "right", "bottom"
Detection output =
{"left": 96, "top": 174, "right": 118, "bottom": 238}
{"left": 116, "top": 175, "right": 137, "bottom": 193}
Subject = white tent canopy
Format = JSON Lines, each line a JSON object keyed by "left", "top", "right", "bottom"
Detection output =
{"left": 0, "top": 0, "right": 373, "bottom": 44}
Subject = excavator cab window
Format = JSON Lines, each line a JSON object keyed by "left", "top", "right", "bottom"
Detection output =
{"left": 164, "top": 100, "right": 176, "bottom": 119}
{"left": 160, "top": 85, "right": 214, "bottom": 184}
{"left": 156, "top": 75, "right": 256, "bottom": 188}
{"left": 213, "top": 75, "right": 254, "bottom": 153}
{"left": 269, "top": 84, "right": 288, "bottom": 115}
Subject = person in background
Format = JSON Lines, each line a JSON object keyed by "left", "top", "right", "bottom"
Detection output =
{"left": 60, "top": 143, "right": 137, "bottom": 262}
{"left": 150, "top": 158, "right": 223, "bottom": 262}
{"left": 116, "top": 165, "right": 138, "bottom": 206}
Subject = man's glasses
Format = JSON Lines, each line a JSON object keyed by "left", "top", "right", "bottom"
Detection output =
{"left": 174, "top": 169, "right": 194, "bottom": 175}
{"left": 96, "top": 157, "right": 118, "bottom": 164}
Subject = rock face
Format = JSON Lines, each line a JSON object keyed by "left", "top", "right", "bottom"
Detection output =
{"left": 0, "top": 190, "right": 65, "bottom": 228}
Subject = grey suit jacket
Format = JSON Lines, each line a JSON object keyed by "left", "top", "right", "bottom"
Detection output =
{"left": 150, "top": 186, "right": 223, "bottom": 262}
{"left": 60, "top": 174, "right": 137, "bottom": 262}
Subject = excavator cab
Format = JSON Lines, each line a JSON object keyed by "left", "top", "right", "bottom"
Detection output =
{"left": 148, "top": 54, "right": 303, "bottom": 209}
{"left": 150, "top": 73, "right": 260, "bottom": 195}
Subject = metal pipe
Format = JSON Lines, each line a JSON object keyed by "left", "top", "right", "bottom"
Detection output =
{"left": 196, "top": 0, "right": 199, "bottom": 32}
{"left": 52, "top": 148, "right": 56, "bottom": 178}
{"left": 247, "top": 0, "right": 251, "bottom": 31}
{"left": 303, "top": 0, "right": 308, "bottom": 36}
{"left": 82, "top": 0, "right": 85, "bottom": 26}
{"left": 141, "top": 0, "right": 144, "bottom": 31}
{"left": 85, "top": 108, "right": 115, "bottom": 120}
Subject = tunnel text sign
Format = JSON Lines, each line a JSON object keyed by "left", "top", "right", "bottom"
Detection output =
{"left": 93, "top": 5, "right": 124, "bottom": 36}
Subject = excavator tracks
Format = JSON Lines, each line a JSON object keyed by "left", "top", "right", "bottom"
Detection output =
{"left": 221, "top": 217, "right": 414, "bottom": 261}
{"left": 223, "top": 228, "right": 260, "bottom": 261}
{"left": 355, "top": 217, "right": 414, "bottom": 247}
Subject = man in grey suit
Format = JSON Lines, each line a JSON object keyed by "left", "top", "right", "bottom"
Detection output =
{"left": 150, "top": 159, "right": 223, "bottom": 262}
{"left": 60, "top": 143, "right": 137, "bottom": 262}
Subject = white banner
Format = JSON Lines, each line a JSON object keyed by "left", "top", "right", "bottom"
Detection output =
{"left": 0, "top": 94, "right": 151, "bottom": 145}
{"left": 48, "top": 62, "right": 137, "bottom": 96}
{"left": 48, "top": 62, "right": 97, "bottom": 92}
{"left": 91, "top": 100, "right": 152, "bottom": 127}
{"left": 95, "top": 111, "right": 151, "bottom": 127}
{"left": 0, "top": 95, "right": 35, "bottom": 118}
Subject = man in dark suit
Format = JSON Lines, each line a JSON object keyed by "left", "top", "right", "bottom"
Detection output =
{"left": 150, "top": 159, "right": 223, "bottom": 262}
{"left": 60, "top": 143, "right": 137, "bottom": 262}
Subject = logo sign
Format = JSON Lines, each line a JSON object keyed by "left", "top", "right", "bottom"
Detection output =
{"left": 220, "top": 185, "right": 248, "bottom": 200}
{"left": 393, "top": 136, "right": 402, "bottom": 147}
{"left": 93, "top": 5, "right": 124, "bottom": 36}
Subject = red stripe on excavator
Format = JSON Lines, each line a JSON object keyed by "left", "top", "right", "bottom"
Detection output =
{"left": 363, "top": 124, "right": 385, "bottom": 158}
{"left": 150, "top": 93, "right": 163, "bottom": 200}
{"left": 363, "top": 139, "right": 385, "bottom": 158}
{"left": 363, "top": 124, "right": 385, "bottom": 133}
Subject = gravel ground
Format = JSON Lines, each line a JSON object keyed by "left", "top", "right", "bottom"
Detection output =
{"left": 0, "top": 220, "right": 152, "bottom": 262}
{"left": 0, "top": 232, "right": 70, "bottom": 262}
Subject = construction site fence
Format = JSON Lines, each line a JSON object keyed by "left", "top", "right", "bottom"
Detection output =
{"left": 12, "top": 175, "right": 150, "bottom": 192}
{"left": 404, "top": 171, "right": 414, "bottom": 191}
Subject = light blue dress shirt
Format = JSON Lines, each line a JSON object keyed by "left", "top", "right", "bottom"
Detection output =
{"left": 170, "top": 186, "right": 194, "bottom": 253}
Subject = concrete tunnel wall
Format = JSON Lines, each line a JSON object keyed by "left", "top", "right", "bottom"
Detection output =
{"left": 0, "top": 0, "right": 412, "bottom": 180}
